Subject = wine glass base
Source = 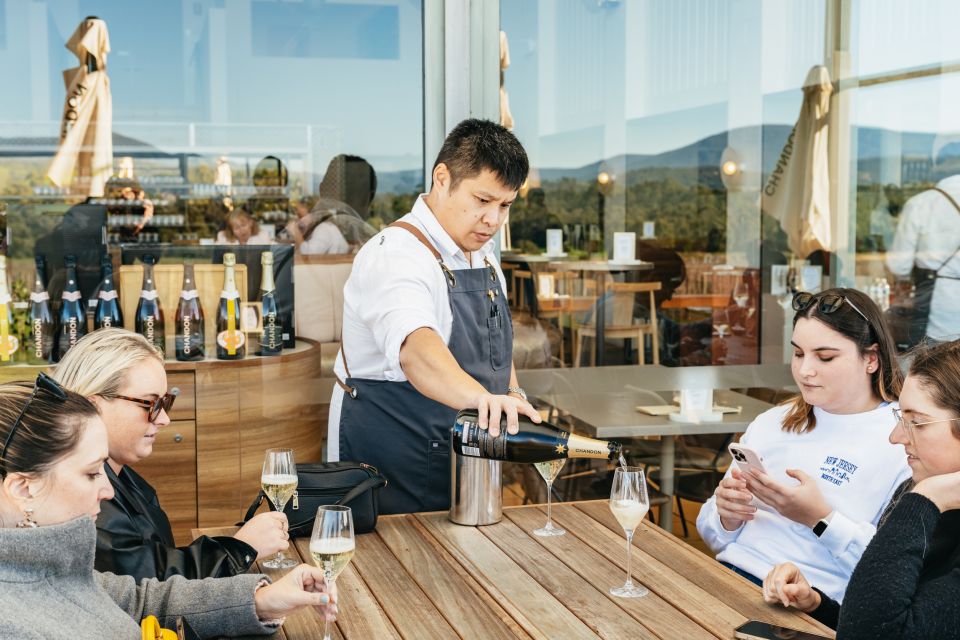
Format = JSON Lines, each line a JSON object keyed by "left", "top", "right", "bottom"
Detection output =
{"left": 262, "top": 557, "right": 299, "bottom": 569}
{"left": 533, "top": 525, "right": 566, "bottom": 537}
{"left": 609, "top": 584, "right": 648, "bottom": 598}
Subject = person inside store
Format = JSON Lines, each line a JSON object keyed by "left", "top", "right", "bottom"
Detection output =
{"left": 696, "top": 289, "right": 910, "bottom": 606}
{"left": 762, "top": 339, "right": 960, "bottom": 639}
{"left": 328, "top": 118, "right": 541, "bottom": 514}
{"left": 53, "top": 328, "right": 289, "bottom": 581}
{"left": 886, "top": 170, "right": 960, "bottom": 345}
{"left": 0, "top": 376, "right": 335, "bottom": 638}
{"left": 106, "top": 176, "right": 155, "bottom": 240}
{"left": 317, "top": 154, "right": 377, "bottom": 221}
{"left": 284, "top": 195, "right": 350, "bottom": 255}
{"left": 217, "top": 208, "right": 272, "bottom": 245}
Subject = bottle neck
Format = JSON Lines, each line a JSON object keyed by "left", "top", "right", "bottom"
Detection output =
{"left": 141, "top": 264, "right": 156, "bottom": 291}
{"left": 223, "top": 265, "right": 237, "bottom": 295}
{"left": 63, "top": 266, "right": 79, "bottom": 292}
{"left": 181, "top": 265, "right": 196, "bottom": 291}
{"left": 260, "top": 264, "right": 275, "bottom": 293}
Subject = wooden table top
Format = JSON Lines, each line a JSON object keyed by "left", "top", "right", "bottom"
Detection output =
{"left": 198, "top": 501, "right": 834, "bottom": 639}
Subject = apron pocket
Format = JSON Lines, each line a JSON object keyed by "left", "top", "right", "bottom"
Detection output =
{"left": 424, "top": 439, "right": 451, "bottom": 509}
{"left": 487, "top": 315, "right": 510, "bottom": 371}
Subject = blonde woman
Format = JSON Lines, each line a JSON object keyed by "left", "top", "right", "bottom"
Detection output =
{"left": 54, "top": 328, "right": 288, "bottom": 581}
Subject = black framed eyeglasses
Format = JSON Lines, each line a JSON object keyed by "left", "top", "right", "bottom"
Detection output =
{"left": 1, "top": 373, "right": 68, "bottom": 468}
{"left": 111, "top": 388, "right": 180, "bottom": 423}
{"left": 792, "top": 292, "right": 871, "bottom": 326}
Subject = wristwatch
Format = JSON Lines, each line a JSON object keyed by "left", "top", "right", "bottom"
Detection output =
{"left": 507, "top": 386, "right": 527, "bottom": 402}
{"left": 812, "top": 511, "right": 835, "bottom": 538}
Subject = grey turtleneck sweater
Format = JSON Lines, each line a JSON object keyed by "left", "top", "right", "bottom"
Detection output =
{"left": 0, "top": 516, "right": 277, "bottom": 639}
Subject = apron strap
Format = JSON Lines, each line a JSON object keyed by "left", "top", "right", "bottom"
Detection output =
{"left": 337, "top": 221, "right": 457, "bottom": 399}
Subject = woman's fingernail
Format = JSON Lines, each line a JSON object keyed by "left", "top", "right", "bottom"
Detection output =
{"left": 318, "top": 594, "right": 329, "bottom": 605}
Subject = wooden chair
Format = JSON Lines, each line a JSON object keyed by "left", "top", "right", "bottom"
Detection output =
{"left": 513, "top": 270, "right": 533, "bottom": 312}
{"left": 499, "top": 262, "right": 517, "bottom": 306}
{"left": 574, "top": 281, "right": 661, "bottom": 366}
{"left": 531, "top": 271, "right": 577, "bottom": 364}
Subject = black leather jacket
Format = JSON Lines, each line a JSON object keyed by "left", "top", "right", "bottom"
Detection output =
{"left": 94, "top": 464, "right": 257, "bottom": 581}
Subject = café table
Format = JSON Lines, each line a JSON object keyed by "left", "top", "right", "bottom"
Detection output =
{"left": 519, "top": 365, "right": 797, "bottom": 532}
{"left": 198, "top": 501, "right": 833, "bottom": 639}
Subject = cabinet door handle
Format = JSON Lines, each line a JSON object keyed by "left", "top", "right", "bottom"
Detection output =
{"left": 173, "top": 434, "right": 183, "bottom": 443}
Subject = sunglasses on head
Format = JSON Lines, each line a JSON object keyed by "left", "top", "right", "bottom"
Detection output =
{"left": 112, "top": 387, "right": 180, "bottom": 423}
{"left": 1, "top": 373, "right": 68, "bottom": 469}
{"left": 792, "top": 291, "right": 871, "bottom": 325}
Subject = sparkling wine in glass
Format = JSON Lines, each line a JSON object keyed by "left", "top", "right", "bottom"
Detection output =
{"left": 261, "top": 448, "right": 298, "bottom": 569}
{"left": 310, "top": 505, "right": 355, "bottom": 640}
{"left": 609, "top": 466, "right": 649, "bottom": 598}
{"left": 532, "top": 458, "right": 566, "bottom": 537}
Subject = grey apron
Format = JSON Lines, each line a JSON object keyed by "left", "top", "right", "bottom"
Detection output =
{"left": 338, "top": 222, "right": 513, "bottom": 514}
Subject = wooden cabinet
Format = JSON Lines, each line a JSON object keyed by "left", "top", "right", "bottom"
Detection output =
{"left": 0, "top": 339, "right": 325, "bottom": 543}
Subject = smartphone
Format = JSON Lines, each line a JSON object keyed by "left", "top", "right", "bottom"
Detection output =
{"left": 728, "top": 443, "right": 767, "bottom": 475}
{"left": 734, "top": 620, "right": 832, "bottom": 640}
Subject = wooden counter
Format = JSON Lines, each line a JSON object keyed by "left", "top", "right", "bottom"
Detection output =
{"left": 0, "top": 338, "right": 326, "bottom": 544}
{"left": 198, "top": 500, "right": 834, "bottom": 640}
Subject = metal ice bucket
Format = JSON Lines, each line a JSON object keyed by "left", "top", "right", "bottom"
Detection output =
{"left": 449, "top": 441, "right": 502, "bottom": 526}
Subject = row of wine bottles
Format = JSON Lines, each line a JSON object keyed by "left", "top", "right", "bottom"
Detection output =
{"left": 1, "top": 251, "right": 283, "bottom": 365}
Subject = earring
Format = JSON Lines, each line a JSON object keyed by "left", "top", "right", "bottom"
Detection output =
{"left": 16, "top": 507, "right": 38, "bottom": 528}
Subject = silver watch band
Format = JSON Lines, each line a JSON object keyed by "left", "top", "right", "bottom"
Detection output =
{"left": 507, "top": 386, "right": 527, "bottom": 401}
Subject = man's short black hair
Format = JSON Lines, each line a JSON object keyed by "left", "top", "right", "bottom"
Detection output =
{"left": 433, "top": 119, "right": 529, "bottom": 192}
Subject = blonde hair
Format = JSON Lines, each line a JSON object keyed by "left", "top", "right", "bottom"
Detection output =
{"left": 53, "top": 328, "right": 163, "bottom": 398}
{"left": 224, "top": 209, "right": 260, "bottom": 242}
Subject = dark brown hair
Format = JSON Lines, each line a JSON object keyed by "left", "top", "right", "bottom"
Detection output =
{"left": 433, "top": 119, "right": 529, "bottom": 192}
{"left": 906, "top": 340, "right": 960, "bottom": 438}
{"left": 0, "top": 381, "right": 99, "bottom": 478}
{"left": 782, "top": 287, "right": 902, "bottom": 433}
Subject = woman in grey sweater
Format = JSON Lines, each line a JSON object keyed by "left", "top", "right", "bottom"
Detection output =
{"left": 0, "top": 376, "right": 336, "bottom": 639}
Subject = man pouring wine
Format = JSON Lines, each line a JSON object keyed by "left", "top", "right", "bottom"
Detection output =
{"left": 328, "top": 119, "right": 541, "bottom": 514}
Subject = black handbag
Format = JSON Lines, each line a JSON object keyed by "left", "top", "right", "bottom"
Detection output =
{"left": 242, "top": 462, "right": 387, "bottom": 536}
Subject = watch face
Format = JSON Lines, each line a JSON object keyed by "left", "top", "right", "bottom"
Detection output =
{"left": 813, "top": 520, "right": 828, "bottom": 537}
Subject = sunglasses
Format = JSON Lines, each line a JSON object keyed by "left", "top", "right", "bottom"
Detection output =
{"left": 112, "top": 387, "right": 180, "bottom": 423}
{"left": 1, "top": 373, "right": 69, "bottom": 469}
{"left": 792, "top": 292, "right": 871, "bottom": 326}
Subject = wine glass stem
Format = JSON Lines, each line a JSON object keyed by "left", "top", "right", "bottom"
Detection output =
{"left": 322, "top": 577, "right": 337, "bottom": 640}
{"left": 545, "top": 481, "right": 554, "bottom": 528}
{"left": 274, "top": 505, "right": 286, "bottom": 563}
{"left": 624, "top": 530, "right": 634, "bottom": 587}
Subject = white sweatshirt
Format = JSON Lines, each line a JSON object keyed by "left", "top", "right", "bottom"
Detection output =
{"left": 696, "top": 401, "right": 910, "bottom": 603}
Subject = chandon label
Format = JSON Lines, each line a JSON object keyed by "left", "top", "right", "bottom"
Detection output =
{"left": 33, "top": 319, "right": 44, "bottom": 357}
{"left": 181, "top": 317, "right": 193, "bottom": 354}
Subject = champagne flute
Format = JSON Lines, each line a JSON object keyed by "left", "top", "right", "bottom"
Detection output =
{"left": 609, "top": 466, "right": 649, "bottom": 598}
{"left": 532, "top": 459, "right": 566, "bottom": 537}
{"left": 310, "top": 505, "right": 355, "bottom": 640}
{"left": 261, "top": 448, "right": 298, "bottom": 569}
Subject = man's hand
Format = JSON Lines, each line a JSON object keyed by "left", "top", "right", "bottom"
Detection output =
{"left": 913, "top": 469, "right": 960, "bottom": 512}
{"left": 762, "top": 562, "right": 821, "bottom": 612}
{"left": 234, "top": 511, "right": 290, "bottom": 561}
{"left": 714, "top": 468, "right": 756, "bottom": 531}
{"left": 473, "top": 392, "right": 541, "bottom": 437}
{"left": 746, "top": 469, "right": 832, "bottom": 528}
{"left": 254, "top": 564, "right": 338, "bottom": 622}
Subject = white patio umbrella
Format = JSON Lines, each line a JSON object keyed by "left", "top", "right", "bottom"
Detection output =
{"left": 47, "top": 17, "right": 113, "bottom": 198}
{"left": 761, "top": 65, "right": 833, "bottom": 259}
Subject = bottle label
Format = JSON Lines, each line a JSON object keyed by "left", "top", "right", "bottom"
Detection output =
{"left": 32, "top": 318, "right": 46, "bottom": 359}
{"left": 30, "top": 292, "right": 50, "bottom": 303}
{"left": 217, "top": 329, "right": 246, "bottom": 351}
{"left": 62, "top": 291, "right": 82, "bottom": 302}
{"left": 180, "top": 289, "right": 199, "bottom": 301}
{"left": 140, "top": 290, "right": 160, "bottom": 301}
{"left": 220, "top": 290, "right": 240, "bottom": 300}
{"left": 98, "top": 290, "right": 118, "bottom": 301}
{"left": 456, "top": 418, "right": 512, "bottom": 459}
{"left": 566, "top": 433, "right": 611, "bottom": 459}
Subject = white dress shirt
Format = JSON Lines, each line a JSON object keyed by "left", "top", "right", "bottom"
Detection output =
{"left": 887, "top": 174, "right": 960, "bottom": 340}
{"left": 327, "top": 195, "right": 508, "bottom": 460}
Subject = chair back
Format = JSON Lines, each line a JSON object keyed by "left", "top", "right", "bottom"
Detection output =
{"left": 593, "top": 281, "right": 661, "bottom": 327}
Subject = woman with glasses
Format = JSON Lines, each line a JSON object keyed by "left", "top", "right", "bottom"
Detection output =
{"left": 763, "top": 339, "right": 960, "bottom": 638}
{"left": 54, "top": 328, "right": 289, "bottom": 581}
{"left": 0, "top": 377, "right": 335, "bottom": 638}
{"left": 697, "top": 288, "right": 910, "bottom": 606}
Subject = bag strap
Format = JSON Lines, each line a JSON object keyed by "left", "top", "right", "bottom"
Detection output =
{"left": 241, "top": 490, "right": 266, "bottom": 524}
{"left": 336, "top": 474, "right": 388, "bottom": 506}
{"left": 931, "top": 188, "right": 960, "bottom": 274}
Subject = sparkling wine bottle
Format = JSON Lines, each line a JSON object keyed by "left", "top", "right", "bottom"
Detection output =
{"left": 0, "top": 256, "right": 18, "bottom": 364}
{"left": 28, "top": 256, "right": 55, "bottom": 364}
{"left": 94, "top": 255, "right": 123, "bottom": 329}
{"left": 175, "top": 263, "right": 205, "bottom": 361}
{"left": 216, "top": 252, "right": 245, "bottom": 359}
{"left": 451, "top": 409, "right": 621, "bottom": 463}
{"left": 56, "top": 254, "right": 87, "bottom": 361}
{"left": 135, "top": 255, "right": 165, "bottom": 352}
{"left": 258, "top": 251, "right": 282, "bottom": 356}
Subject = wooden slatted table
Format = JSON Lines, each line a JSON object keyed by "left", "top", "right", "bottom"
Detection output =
{"left": 197, "top": 501, "right": 834, "bottom": 639}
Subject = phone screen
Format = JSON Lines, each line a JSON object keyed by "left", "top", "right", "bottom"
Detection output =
{"left": 734, "top": 620, "right": 831, "bottom": 640}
